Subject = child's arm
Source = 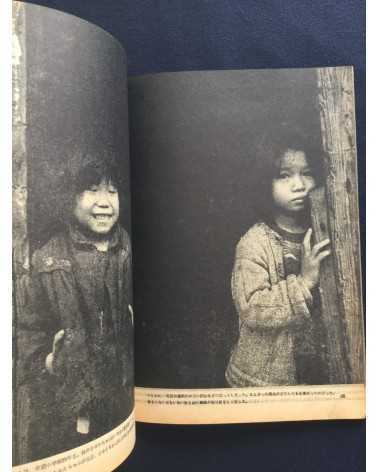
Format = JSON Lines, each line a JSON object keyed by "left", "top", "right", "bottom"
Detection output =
{"left": 17, "top": 245, "right": 80, "bottom": 383}
{"left": 232, "top": 233, "right": 313, "bottom": 331}
{"left": 16, "top": 266, "right": 59, "bottom": 385}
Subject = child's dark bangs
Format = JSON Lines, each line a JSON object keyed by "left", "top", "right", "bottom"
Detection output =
{"left": 75, "top": 162, "right": 120, "bottom": 192}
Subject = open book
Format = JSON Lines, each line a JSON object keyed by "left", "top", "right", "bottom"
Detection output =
{"left": 12, "top": 2, "right": 365, "bottom": 471}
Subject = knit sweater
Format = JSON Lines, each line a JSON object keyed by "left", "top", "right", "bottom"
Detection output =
{"left": 225, "top": 222, "right": 317, "bottom": 387}
{"left": 269, "top": 223, "right": 329, "bottom": 384}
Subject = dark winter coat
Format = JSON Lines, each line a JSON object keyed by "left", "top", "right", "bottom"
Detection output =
{"left": 16, "top": 224, "right": 133, "bottom": 458}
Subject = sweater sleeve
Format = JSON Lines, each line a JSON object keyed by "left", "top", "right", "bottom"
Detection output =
{"left": 231, "top": 232, "right": 312, "bottom": 331}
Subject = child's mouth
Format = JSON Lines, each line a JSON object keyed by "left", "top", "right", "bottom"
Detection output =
{"left": 93, "top": 214, "right": 113, "bottom": 221}
{"left": 291, "top": 197, "right": 306, "bottom": 203}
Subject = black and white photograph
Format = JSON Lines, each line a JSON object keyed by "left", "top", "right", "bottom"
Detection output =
{"left": 130, "top": 67, "right": 364, "bottom": 392}
{"left": 13, "top": 3, "right": 134, "bottom": 466}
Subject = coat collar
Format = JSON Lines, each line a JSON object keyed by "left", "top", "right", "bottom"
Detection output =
{"left": 68, "top": 223, "right": 121, "bottom": 251}
{"left": 266, "top": 221, "right": 306, "bottom": 243}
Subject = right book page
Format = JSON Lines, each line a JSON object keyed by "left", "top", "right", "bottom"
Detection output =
{"left": 129, "top": 67, "right": 365, "bottom": 424}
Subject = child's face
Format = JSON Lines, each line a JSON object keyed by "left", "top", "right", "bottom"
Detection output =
{"left": 73, "top": 178, "right": 119, "bottom": 236}
{"left": 272, "top": 149, "right": 315, "bottom": 213}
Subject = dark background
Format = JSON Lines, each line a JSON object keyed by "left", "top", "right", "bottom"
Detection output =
{"left": 129, "top": 69, "right": 323, "bottom": 388}
{"left": 23, "top": 4, "right": 131, "bottom": 253}
{"left": 25, "top": 1, "right": 365, "bottom": 471}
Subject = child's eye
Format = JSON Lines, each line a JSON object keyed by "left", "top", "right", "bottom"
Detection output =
{"left": 88, "top": 186, "right": 99, "bottom": 192}
{"left": 279, "top": 173, "right": 290, "bottom": 179}
{"left": 302, "top": 170, "right": 314, "bottom": 178}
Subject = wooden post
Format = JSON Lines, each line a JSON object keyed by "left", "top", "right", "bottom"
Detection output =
{"left": 315, "top": 67, "right": 364, "bottom": 384}
{"left": 13, "top": 2, "right": 32, "bottom": 464}
{"left": 310, "top": 187, "right": 350, "bottom": 383}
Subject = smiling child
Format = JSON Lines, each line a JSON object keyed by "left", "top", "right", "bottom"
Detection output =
{"left": 17, "top": 159, "right": 133, "bottom": 460}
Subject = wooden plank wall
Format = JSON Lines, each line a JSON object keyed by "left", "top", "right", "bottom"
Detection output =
{"left": 310, "top": 187, "right": 350, "bottom": 383}
{"left": 313, "top": 67, "right": 364, "bottom": 384}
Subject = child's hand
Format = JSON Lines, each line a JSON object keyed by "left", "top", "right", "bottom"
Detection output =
{"left": 45, "top": 329, "right": 65, "bottom": 374}
{"left": 300, "top": 229, "right": 331, "bottom": 291}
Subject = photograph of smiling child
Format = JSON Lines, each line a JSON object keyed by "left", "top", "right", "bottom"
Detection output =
{"left": 16, "top": 159, "right": 134, "bottom": 462}
{"left": 226, "top": 127, "right": 332, "bottom": 388}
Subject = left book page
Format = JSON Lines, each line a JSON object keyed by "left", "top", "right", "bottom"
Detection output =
{"left": 12, "top": 3, "right": 135, "bottom": 470}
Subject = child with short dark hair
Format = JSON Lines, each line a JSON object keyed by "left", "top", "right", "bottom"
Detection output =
{"left": 18, "top": 159, "right": 133, "bottom": 460}
{"left": 226, "top": 127, "right": 330, "bottom": 387}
